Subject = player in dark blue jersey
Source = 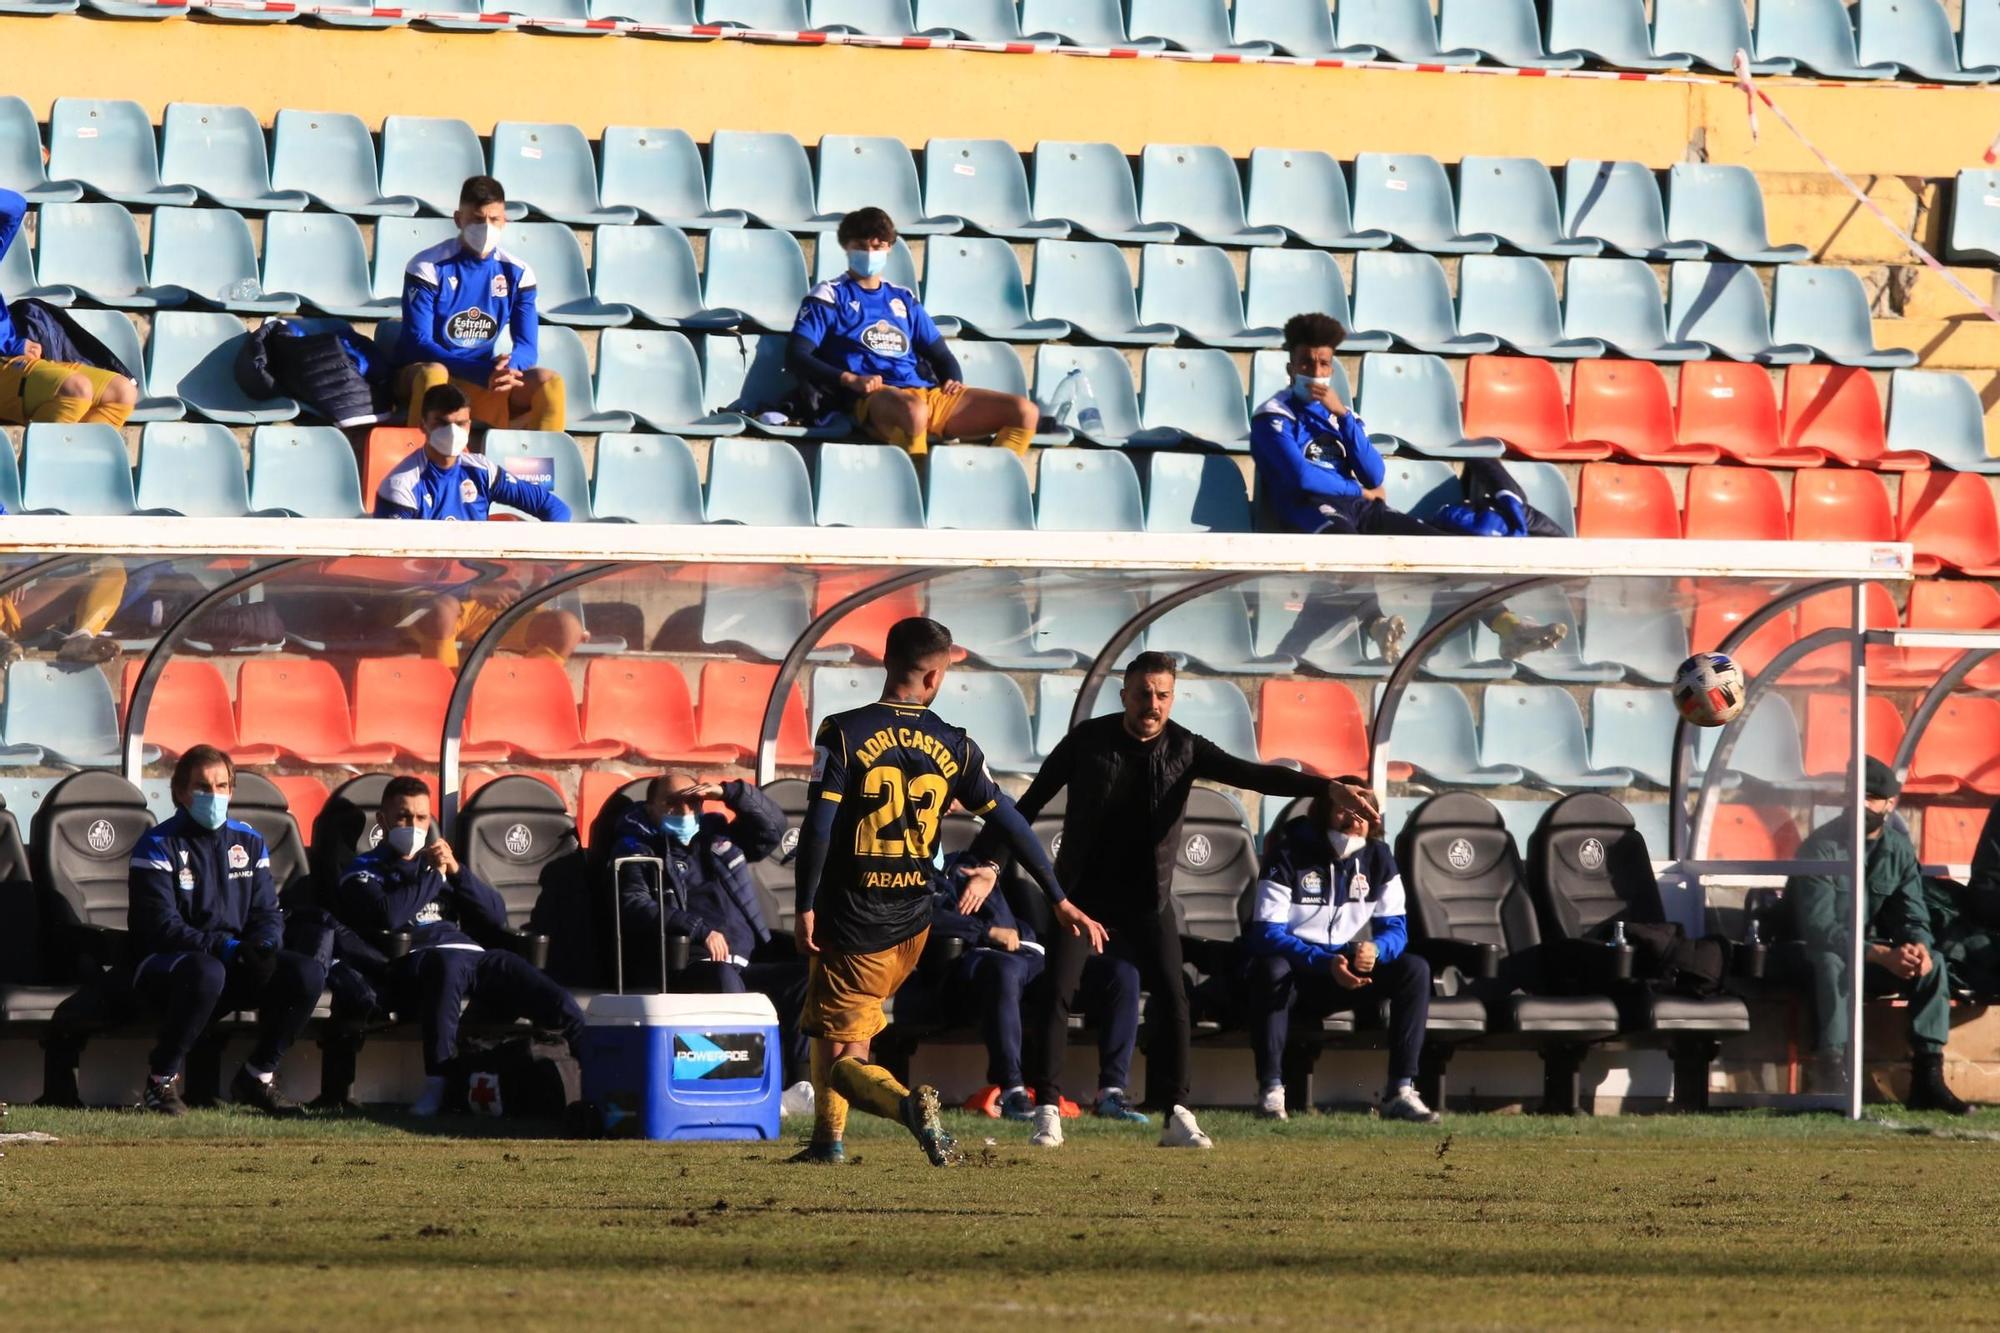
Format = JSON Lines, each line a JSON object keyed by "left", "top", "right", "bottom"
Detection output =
{"left": 791, "top": 616, "right": 1105, "bottom": 1165}
{"left": 787, "top": 207, "right": 1039, "bottom": 457}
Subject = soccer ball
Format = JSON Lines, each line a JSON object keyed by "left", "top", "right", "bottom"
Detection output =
{"left": 1672, "top": 652, "right": 1746, "bottom": 727}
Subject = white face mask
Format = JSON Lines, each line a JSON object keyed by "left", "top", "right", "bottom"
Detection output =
{"left": 427, "top": 423, "right": 469, "bottom": 457}
{"left": 461, "top": 220, "right": 500, "bottom": 257}
{"left": 384, "top": 824, "right": 426, "bottom": 859}
{"left": 1293, "top": 373, "right": 1331, "bottom": 400}
{"left": 1331, "top": 830, "right": 1367, "bottom": 861}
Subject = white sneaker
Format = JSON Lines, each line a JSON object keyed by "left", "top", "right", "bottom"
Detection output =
{"left": 1159, "top": 1105, "right": 1213, "bottom": 1149}
{"left": 780, "top": 1079, "right": 816, "bottom": 1118}
{"left": 1257, "top": 1084, "right": 1288, "bottom": 1121}
{"left": 1028, "top": 1103, "right": 1064, "bottom": 1148}
{"left": 409, "top": 1074, "right": 448, "bottom": 1118}
{"left": 1381, "top": 1086, "right": 1441, "bottom": 1124}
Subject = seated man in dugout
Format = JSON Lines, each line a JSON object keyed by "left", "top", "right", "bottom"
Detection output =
{"left": 786, "top": 206, "right": 1039, "bottom": 457}
{"left": 0, "top": 188, "right": 138, "bottom": 432}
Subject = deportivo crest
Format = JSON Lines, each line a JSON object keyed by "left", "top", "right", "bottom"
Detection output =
{"left": 1446, "top": 837, "right": 1475, "bottom": 871}
{"left": 228, "top": 844, "right": 250, "bottom": 870}
{"left": 86, "top": 819, "right": 116, "bottom": 854}
{"left": 461, "top": 477, "right": 479, "bottom": 504}
{"left": 445, "top": 307, "right": 499, "bottom": 346}
{"left": 1184, "top": 834, "right": 1213, "bottom": 868}
{"left": 889, "top": 297, "right": 908, "bottom": 319}
{"left": 1579, "top": 837, "right": 1606, "bottom": 872}
{"left": 1349, "top": 871, "right": 1370, "bottom": 900}
{"left": 860, "top": 319, "right": 908, "bottom": 357}
{"left": 504, "top": 823, "right": 534, "bottom": 857}
{"left": 491, "top": 273, "right": 510, "bottom": 299}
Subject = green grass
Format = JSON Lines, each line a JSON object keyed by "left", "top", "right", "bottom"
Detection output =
{"left": 4, "top": 1105, "right": 2000, "bottom": 1329}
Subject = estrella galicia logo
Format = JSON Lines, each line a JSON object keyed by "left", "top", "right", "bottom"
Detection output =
{"left": 445, "top": 307, "right": 499, "bottom": 347}
{"left": 672, "top": 1031, "right": 767, "bottom": 1083}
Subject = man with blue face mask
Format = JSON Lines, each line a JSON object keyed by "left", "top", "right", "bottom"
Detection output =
{"left": 335, "top": 775, "right": 585, "bottom": 1116}
{"left": 127, "top": 745, "right": 326, "bottom": 1116}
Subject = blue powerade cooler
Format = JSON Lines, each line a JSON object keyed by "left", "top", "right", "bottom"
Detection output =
{"left": 581, "top": 992, "right": 783, "bottom": 1140}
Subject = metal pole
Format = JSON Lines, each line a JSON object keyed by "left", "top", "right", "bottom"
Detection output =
{"left": 609, "top": 855, "right": 664, "bottom": 998}
{"left": 1847, "top": 584, "right": 1868, "bottom": 1122}
{"left": 1070, "top": 572, "right": 1249, "bottom": 734}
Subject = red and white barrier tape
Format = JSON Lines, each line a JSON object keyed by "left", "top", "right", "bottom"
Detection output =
{"left": 1731, "top": 49, "right": 2000, "bottom": 325}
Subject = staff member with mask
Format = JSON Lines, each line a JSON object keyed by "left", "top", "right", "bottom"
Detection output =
{"left": 374, "top": 383, "right": 572, "bottom": 522}
{"left": 128, "top": 745, "right": 326, "bottom": 1116}
{"left": 391, "top": 174, "right": 565, "bottom": 431}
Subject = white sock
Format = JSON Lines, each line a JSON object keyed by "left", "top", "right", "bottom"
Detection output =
{"left": 246, "top": 1067, "right": 275, "bottom": 1085}
{"left": 1003, "top": 1085, "right": 1026, "bottom": 1098}
{"left": 1097, "top": 1087, "right": 1123, "bottom": 1103}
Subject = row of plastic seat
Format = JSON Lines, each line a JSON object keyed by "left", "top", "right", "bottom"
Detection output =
{"left": 1947, "top": 168, "right": 2000, "bottom": 267}
{"left": 15, "top": 0, "right": 1995, "bottom": 85}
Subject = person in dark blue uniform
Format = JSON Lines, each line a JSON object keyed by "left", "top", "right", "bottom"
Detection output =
{"left": 334, "top": 775, "right": 584, "bottom": 1116}
{"left": 128, "top": 745, "right": 326, "bottom": 1116}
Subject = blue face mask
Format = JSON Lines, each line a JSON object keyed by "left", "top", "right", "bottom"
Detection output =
{"left": 662, "top": 812, "right": 701, "bottom": 844}
{"left": 188, "top": 791, "right": 229, "bottom": 831}
{"left": 848, "top": 248, "right": 889, "bottom": 278}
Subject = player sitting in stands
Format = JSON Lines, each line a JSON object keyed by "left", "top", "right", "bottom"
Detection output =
{"left": 786, "top": 206, "right": 1039, "bottom": 457}
{"left": 376, "top": 383, "right": 572, "bottom": 522}
{"left": 391, "top": 175, "right": 564, "bottom": 431}
{"left": 0, "top": 187, "right": 139, "bottom": 433}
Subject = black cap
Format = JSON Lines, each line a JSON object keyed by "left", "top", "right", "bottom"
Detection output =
{"left": 1864, "top": 758, "right": 1901, "bottom": 800}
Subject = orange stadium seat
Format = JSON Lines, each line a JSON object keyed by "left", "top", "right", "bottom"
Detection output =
{"left": 351, "top": 656, "right": 512, "bottom": 764}
{"left": 1569, "top": 360, "right": 1719, "bottom": 465}
{"left": 696, "top": 660, "right": 814, "bottom": 767}
{"left": 121, "top": 659, "right": 280, "bottom": 765}
{"left": 1705, "top": 804, "right": 1802, "bottom": 861}
{"left": 813, "top": 569, "right": 931, "bottom": 663}
{"left": 1677, "top": 363, "right": 1825, "bottom": 468}
{"left": 1461, "top": 356, "right": 1612, "bottom": 462}
{"left": 1896, "top": 471, "right": 2000, "bottom": 577}
{"left": 1575, "top": 462, "right": 1680, "bottom": 539}
{"left": 1790, "top": 584, "right": 1902, "bottom": 685}
{"left": 1921, "top": 805, "right": 1989, "bottom": 868}
{"left": 580, "top": 658, "right": 742, "bottom": 764}
{"left": 1681, "top": 465, "right": 1788, "bottom": 542}
{"left": 1257, "top": 679, "right": 1369, "bottom": 776}
{"left": 235, "top": 660, "right": 398, "bottom": 766}
{"left": 1789, "top": 469, "right": 1895, "bottom": 546}
{"left": 466, "top": 656, "right": 624, "bottom": 761}
{"left": 1910, "top": 695, "right": 2000, "bottom": 796}
{"left": 1800, "top": 693, "right": 1948, "bottom": 792}
{"left": 1782, "top": 364, "right": 1927, "bottom": 471}
{"left": 577, "top": 767, "right": 646, "bottom": 847}
{"left": 462, "top": 768, "right": 571, "bottom": 812}
{"left": 265, "top": 774, "right": 331, "bottom": 844}
{"left": 363, "top": 427, "right": 422, "bottom": 509}
{"left": 1900, "top": 579, "right": 2000, "bottom": 690}
{"left": 1689, "top": 584, "right": 1796, "bottom": 679}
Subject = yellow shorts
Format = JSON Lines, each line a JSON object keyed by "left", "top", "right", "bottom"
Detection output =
{"left": 0, "top": 358, "right": 123, "bottom": 424}
{"left": 396, "top": 365, "right": 517, "bottom": 430}
{"left": 854, "top": 384, "right": 966, "bottom": 448}
{"left": 801, "top": 929, "right": 930, "bottom": 1043}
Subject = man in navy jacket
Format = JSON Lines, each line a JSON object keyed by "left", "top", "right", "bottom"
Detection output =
{"left": 1246, "top": 791, "right": 1438, "bottom": 1124}
{"left": 128, "top": 745, "right": 326, "bottom": 1116}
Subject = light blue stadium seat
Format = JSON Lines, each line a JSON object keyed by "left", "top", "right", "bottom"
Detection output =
{"left": 369, "top": 217, "right": 459, "bottom": 302}
{"left": 928, "top": 576, "right": 1076, "bottom": 670}
{"left": 1423, "top": 625, "right": 1525, "bottom": 685}
{"left": 1772, "top": 266, "right": 1916, "bottom": 368}
{"left": 3, "top": 661, "right": 132, "bottom": 769}
{"left": 260, "top": 213, "right": 395, "bottom": 318}
{"left": 593, "top": 224, "right": 734, "bottom": 329}
{"left": 0, "top": 96, "right": 81, "bottom": 204}
{"left": 1036, "top": 581, "right": 1145, "bottom": 668}
{"left": 1469, "top": 587, "right": 1621, "bottom": 683}
{"left": 1243, "top": 249, "right": 1391, "bottom": 352}
{"left": 491, "top": 0, "right": 593, "bottom": 24}
{"left": 1887, "top": 368, "right": 2000, "bottom": 473}
{"left": 1335, "top": 0, "right": 1477, "bottom": 62}
{"left": 1139, "top": 348, "right": 1252, "bottom": 451}
{"left": 35, "top": 202, "right": 175, "bottom": 308}
{"left": 1968, "top": 0, "right": 2000, "bottom": 70}
{"left": 1033, "top": 674, "right": 1121, "bottom": 756}
{"left": 248, "top": 426, "right": 367, "bottom": 517}
{"left": 951, "top": 340, "right": 1069, "bottom": 445}
{"left": 1230, "top": 0, "right": 1336, "bottom": 54}
{"left": 1139, "top": 144, "right": 1284, "bottom": 246}
{"left": 1028, "top": 240, "right": 1175, "bottom": 345}
{"left": 1561, "top": 257, "right": 1709, "bottom": 361}
{"left": 813, "top": 441, "right": 927, "bottom": 527}
{"left": 698, "top": 575, "right": 820, "bottom": 662}
{"left": 1755, "top": 0, "right": 1900, "bottom": 77}
{"left": 924, "top": 139, "right": 1066, "bottom": 240}
{"left": 1588, "top": 687, "right": 1680, "bottom": 787}
{"left": 599, "top": 126, "right": 748, "bottom": 230}
{"left": 1137, "top": 244, "right": 1278, "bottom": 349}
{"left": 1651, "top": 0, "right": 1797, "bottom": 73}
{"left": 147, "top": 312, "right": 300, "bottom": 425}
{"left": 268, "top": 109, "right": 418, "bottom": 217}
{"left": 1481, "top": 685, "right": 1635, "bottom": 789}
{"left": 1458, "top": 254, "right": 1607, "bottom": 359}
{"left": 1032, "top": 140, "right": 1175, "bottom": 243}
{"left": 64, "top": 309, "right": 180, "bottom": 422}
{"left": 1666, "top": 163, "right": 1808, "bottom": 264}
{"left": 706, "top": 130, "right": 819, "bottom": 232}
{"left": 0, "top": 780, "right": 56, "bottom": 824}
{"left": 47, "top": 98, "right": 197, "bottom": 208}
{"left": 1712, "top": 694, "right": 1806, "bottom": 787}
{"left": 1948, "top": 170, "right": 2000, "bottom": 264}
{"left": 1152, "top": 589, "right": 1295, "bottom": 675}
{"left": 700, "top": 332, "right": 828, "bottom": 437}
{"left": 1438, "top": 0, "right": 1583, "bottom": 68}
{"left": 1256, "top": 579, "right": 1426, "bottom": 676}
{"left": 1021, "top": 0, "right": 1161, "bottom": 45}
{"left": 1380, "top": 456, "right": 1456, "bottom": 517}
{"left": 916, "top": 0, "right": 1046, "bottom": 40}
{"left": 815, "top": 135, "right": 955, "bottom": 234}
{"left": 479, "top": 429, "right": 596, "bottom": 519}
{"left": 158, "top": 102, "right": 307, "bottom": 212}
{"left": 595, "top": 329, "right": 730, "bottom": 434}
{"left": 1143, "top": 451, "right": 1251, "bottom": 533}
{"left": 925, "top": 445, "right": 1037, "bottom": 530}
{"left": 0, "top": 441, "right": 19, "bottom": 514}
{"left": 534, "top": 325, "right": 637, "bottom": 433}
{"left": 702, "top": 228, "right": 811, "bottom": 332}
{"left": 809, "top": 0, "right": 916, "bottom": 33}
{"left": 0, "top": 213, "right": 59, "bottom": 303}
{"left": 1350, "top": 153, "right": 1497, "bottom": 254}
{"left": 500, "top": 222, "right": 631, "bottom": 325}
{"left": 1457, "top": 156, "right": 1601, "bottom": 258}
{"left": 489, "top": 122, "right": 636, "bottom": 225}
{"left": 21, "top": 423, "right": 138, "bottom": 516}
{"left": 1349, "top": 251, "right": 1502, "bottom": 356}
{"left": 1562, "top": 160, "right": 1705, "bottom": 261}
{"left": 134, "top": 422, "right": 262, "bottom": 517}
{"left": 931, "top": 672, "right": 1040, "bottom": 773}
{"left": 924, "top": 238, "right": 1069, "bottom": 340}
{"left": 705, "top": 437, "right": 817, "bottom": 526}
{"left": 1506, "top": 460, "right": 1577, "bottom": 536}
{"left": 1249, "top": 348, "right": 1355, "bottom": 415}
{"left": 1544, "top": 0, "right": 1693, "bottom": 70}
{"left": 1244, "top": 147, "right": 1390, "bottom": 250}
{"left": 1036, "top": 449, "right": 1145, "bottom": 531}
{"left": 1125, "top": 0, "right": 1249, "bottom": 51}
{"left": 314, "top": 0, "right": 482, "bottom": 24}
{"left": 1169, "top": 678, "right": 1265, "bottom": 760}
{"left": 702, "top": 0, "right": 809, "bottom": 26}
{"left": 811, "top": 666, "right": 890, "bottom": 731}
{"left": 1579, "top": 584, "right": 1688, "bottom": 688}
{"left": 1667, "top": 262, "right": 1814, "bottom": 364}
{"left": 380, "top": 115, "right": 524, "bottom": 219}
{"left": 1034, "top": 345, "right": 1151, "bottom": 448}
{"left": 1382, "top": 682, "right": 1523, "bottom": 786}
{"left": 1358, "top": 352, "right": 1503, "bottom": 460}
{"left": 592, "top": 433, "right": 707, "bottom": 524}
{"left": 148, "top": 207, "right": 297, "bottom": 314}
{"left": 0, "top": 1, "right": 74, "bottom": 18}
{"left": 812, "top": 232, "right": 921, "bottom": 292}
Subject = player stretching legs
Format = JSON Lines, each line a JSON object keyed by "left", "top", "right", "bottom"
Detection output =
{"left": 791, "top": 617, "right": 1107, "bottom": 1166}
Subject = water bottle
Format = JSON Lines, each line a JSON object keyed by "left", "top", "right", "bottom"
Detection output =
{"left": 1073, "top": 371, "right": 1103, "bottom": 434}
{"left": 1745, "top": 918, "right": 1762, "bottom": 947}
{"left": 1047, "top": 367, "right": 1081, "bottom": 425}
{"left": 1610, "top": 920, "right": 1627, "bottom": 948}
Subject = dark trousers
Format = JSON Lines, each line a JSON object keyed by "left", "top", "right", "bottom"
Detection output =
{"left": 1032, "top": 905, "right": 1188, "bottom": 1108}
{"left": 132, "top": 948, "right": 327, "bottom": 1079}
{"left": 679, "top": 958, "right": 811, "bottom": 1084}
{"left": 1316, "top": 457, "right": 1564, "bottom": 539}
{"left": 1246, "top": 952, "right": 1431, "bottom": 1090}
{"left": 948, "top": 947, "right": 1045, "bottom": 1088}
{"left": 393, "top": 948, "right": 585, "bottom": 1074}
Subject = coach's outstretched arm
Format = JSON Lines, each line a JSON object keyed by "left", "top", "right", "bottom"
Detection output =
{"left": 979, "top": 792, "right": 1107, "bottom": 953}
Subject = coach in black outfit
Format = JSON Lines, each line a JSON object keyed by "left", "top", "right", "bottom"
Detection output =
{"left": 969, "top": 651, "right": 1379, "bottom": 1149}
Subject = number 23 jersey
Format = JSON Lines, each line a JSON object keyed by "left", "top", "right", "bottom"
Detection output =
{"left": 809, "top": 700, "right": 1003, "bottom": 954}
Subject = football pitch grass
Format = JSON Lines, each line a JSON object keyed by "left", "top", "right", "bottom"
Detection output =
{"left": 4, "top": 1105, "right": 2000, "bottom": 1329}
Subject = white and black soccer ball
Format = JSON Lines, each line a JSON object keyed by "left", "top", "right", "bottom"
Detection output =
{"left": 1672, "top": 652, "right": 1746, "bottom": 728}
